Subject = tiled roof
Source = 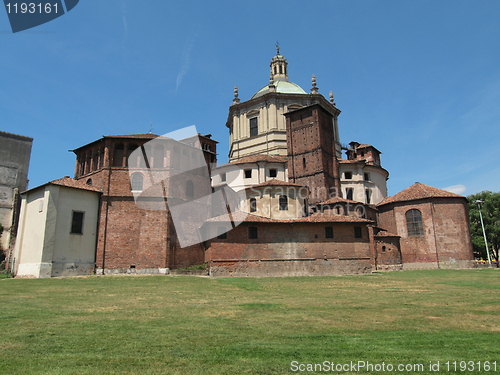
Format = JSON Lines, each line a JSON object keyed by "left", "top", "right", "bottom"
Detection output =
{"left": 23, "top": 177, "right": 101, "bottom": 194}
{"left": 50, "top": 177, "right": 101, "bottom": 192}
{"left": 377, "top": 182, "right": 463, "bottom": 206}
{"left": 206, "top": 211, "right": 373, "bottom": 224}
{"left": 375, "top": 230, "right": 400, "bottom": 238}
{"left": 72, "top": 133, "right": 161, "bottom": 152}
{"left": 229, "top": 154, "right": 287, "bottom": 165}
{"left": 351, "top": 143, "right": 382, "bottom": 153}
{"left": 296, "top": 213, "right": 373, "bottom": 223}
{"left": 104, "top": 133, "right": 160, "bottom": 139}
{"left": 245, "top": 179, "right": 307, "bottom": 189}
{"left": 314, "top": 197, "right": 363, "bottom": 205}
{"left": 338, "top": 159, "right": 362, "bottom": 164}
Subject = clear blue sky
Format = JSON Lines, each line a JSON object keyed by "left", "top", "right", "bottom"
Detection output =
{"left": 1, "top": 0, "right": 499, "bottom": 197}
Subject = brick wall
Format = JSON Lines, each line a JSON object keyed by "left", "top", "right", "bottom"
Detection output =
{"left": 206, "top": 221, "right": 373, "bottom": 276}
{"left": 74, "top": 135, "right": 212, "bottom": 273}
{"left": 286, "top": 105, "right": 340, "bottom": 203}
{"left": 377, "top": 197, "right": 474, "bottom": 269}
{"left": 374, "top": 236, "right": 402, "bottom": 270}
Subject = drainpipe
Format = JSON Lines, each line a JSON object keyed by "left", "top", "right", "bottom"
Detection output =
{"left": 430, "top": 200, "right": 440, "bottom": 269}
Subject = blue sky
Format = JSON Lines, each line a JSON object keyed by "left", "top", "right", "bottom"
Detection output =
{"left": 1, "top": 0, "right": 499, "bottom": 197}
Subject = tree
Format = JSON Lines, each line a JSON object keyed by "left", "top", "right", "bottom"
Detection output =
{"left": 467, "top": 191, "right": 500, "bottom": 262}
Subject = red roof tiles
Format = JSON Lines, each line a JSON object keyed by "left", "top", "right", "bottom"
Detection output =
{"left": 49, "top": 177, "right": 101, "bottom": 192}
{"left": 377, "top": 182, "right": 463, "bottom": 206}
{"left": 229, "top": 154, "right": 287, "bottom": 165}
{"left": 374, "top": 230, "right": 400, "bottom": 238}
{"left": 314, "top": 197, "right": 363, "bottom": 205}
{"left": 245, "top": 179, "right": 307, "bottom": 189}
{"left": 206, "top": 210, "right": 373, "bottom": 224}
{"left": 23, "top": 176, "right": 101, "bottom": 194}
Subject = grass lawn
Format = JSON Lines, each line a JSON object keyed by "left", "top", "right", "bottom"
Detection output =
{"left": 0, "top": 269, "right": 498, "bottom": 374}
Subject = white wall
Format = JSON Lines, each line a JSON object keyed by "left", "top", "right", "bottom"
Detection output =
{"left": 212, "top": 162, "right": 287, "bottom": 192}
{"left": 339, "top": 164, "right": 388, "bottom": 205}
{"left": 12, "top": 188, "right": 49, "bottom": 277}
{"left": 13, "top": 185, "right": 100, "bottom": 278}
{"left": 51, "top": 186, "right": 100, "bottom": 277}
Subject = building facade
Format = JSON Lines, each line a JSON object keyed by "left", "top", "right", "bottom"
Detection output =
{"left": 12, "top": 177, "right": 100, "bottom": 278}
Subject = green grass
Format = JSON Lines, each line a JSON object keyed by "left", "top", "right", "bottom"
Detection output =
{"left": 0, "top": 269, "right": 499, "bottom": 374}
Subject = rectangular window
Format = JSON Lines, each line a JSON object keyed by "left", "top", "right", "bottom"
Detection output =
{"left": 279, "top": 195, "right": 288, "bottom": 211}
{"left": 244, "top": 169, "right": 252, "bottom": 179}
{"left": 354, "top": 226, "right": 362, "bottom": 239}
{"left": 248, "top": 226, "right": 258, "bottom": 239}
{"left": 269, "top": 169, "right": 277, "bottom": 178}
{"left": 325, "top": 227, "right": 333, "bottom": 239}
{"left": 364, "top": 173, "right": 370, "bottom": 181}
{"left": 249, "top": 117, "right": 258, "bottom": 137}
{"left": 220, "top": 172, "right": 226, "bottom": 182}
{"left": 344, "top": 171, "right": 352, "bottom": 179}
{"left": 346, "top": 188, "right": 353, "bottom": 201}
{"left": 71, "top": 211, "right": 85, "bottom": 234}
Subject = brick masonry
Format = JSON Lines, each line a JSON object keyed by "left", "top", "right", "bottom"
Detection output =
{"left": 377, "top": 197, "right": 474, "bottom": 269}
{"left": 206, "top": 221, "right": 373, "bottom": 277}
{"left": 286, "top": 104, "right": 341, "bottom": 203}
{"left": 73, "top": 134, "right": 213, "bottom": 273}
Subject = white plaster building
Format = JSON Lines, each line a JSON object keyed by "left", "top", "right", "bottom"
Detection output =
{"left": 339, "top": 142, "right": 389, "bottom": 205}
{"left": 12, "top": 177, "right": 100, "bottom": 278}
{"left": 227, "top": 46, "right": 341, "bottom": 162}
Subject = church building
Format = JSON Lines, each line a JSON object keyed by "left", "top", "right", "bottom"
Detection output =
{"left": 10, "top": 47, "right": 474, "bottom": 277}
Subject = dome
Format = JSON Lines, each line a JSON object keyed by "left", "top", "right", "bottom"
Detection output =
{"left": 251, "top": 80, "right": 307, "bottom": 99}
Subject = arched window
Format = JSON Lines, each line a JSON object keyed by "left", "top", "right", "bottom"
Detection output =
{"left": 186, "top": 180, "right": 194, "bottom": 198}
{"left": 279, "top": 195, "right": 288, "bottom": 211}
{"left": 131, "top": 173, "right": 143, "bottom": 192}
{"left": 86, "top": 178, "right": 92, "bottom": 186}
{"left": 250, "top": 197, "right": 257, "bottom": 212}
{"left": 406, "top": 209, "right": 424, "bottom": 237}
